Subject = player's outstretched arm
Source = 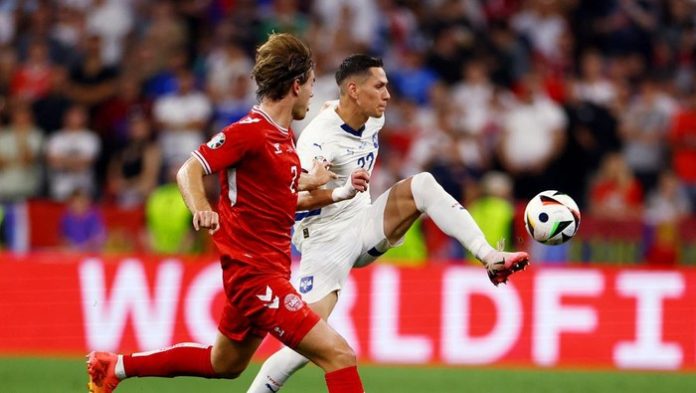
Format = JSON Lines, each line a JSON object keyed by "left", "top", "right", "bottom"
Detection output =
{"left": 176, "top": 157, "right": 220, "bottom": 235}
{"left": 297, "top": 159, "right": 337, "bottom": 191}
{"left": 296, "top": 168, "right": 369, "bottom": 211}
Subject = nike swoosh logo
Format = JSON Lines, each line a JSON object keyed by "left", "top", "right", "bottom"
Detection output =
{"left": 265, "top": 383, "right": 279, "bottom": 393}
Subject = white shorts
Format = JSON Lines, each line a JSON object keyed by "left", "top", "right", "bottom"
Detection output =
{"left": 295, "top": 189, "right": 403, "bottom": 303}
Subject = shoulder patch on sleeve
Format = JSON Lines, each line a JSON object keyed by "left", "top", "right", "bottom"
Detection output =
{"left": 207, "top": 132, "right": 226, "bottom": 149}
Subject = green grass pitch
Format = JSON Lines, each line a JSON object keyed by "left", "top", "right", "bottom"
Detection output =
{"left": 1, "top": 357, "right": 695, "bottom": 392}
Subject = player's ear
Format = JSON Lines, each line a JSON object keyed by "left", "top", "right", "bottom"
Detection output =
{"left": 347, "top": 81, "right": 358, "bottom": 99}
{"left": 292, "top": 78, "right": 301, "bottom": 96}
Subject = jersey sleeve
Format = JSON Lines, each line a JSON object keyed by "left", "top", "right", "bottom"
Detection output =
{"left": 192, "top": 123, "right": 262, "bottom": 175}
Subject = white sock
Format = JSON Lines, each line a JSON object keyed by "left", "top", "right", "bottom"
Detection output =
{"left": 410, "top": 172, "right": 495, "bottom": 262}
{"left": 115, "top": 354, "right": 126, "bottom": 380}
{"left": 247, "top": 346, "right": 309, "bottom": 393}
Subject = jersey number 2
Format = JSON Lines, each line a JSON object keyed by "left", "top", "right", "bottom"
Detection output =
{"left": 290, "top": 165, "right": 298, "bottom": 193}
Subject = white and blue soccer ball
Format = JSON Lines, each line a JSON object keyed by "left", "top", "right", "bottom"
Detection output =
{"left": 524, "top": 190, "right": 581, "bottom": 245}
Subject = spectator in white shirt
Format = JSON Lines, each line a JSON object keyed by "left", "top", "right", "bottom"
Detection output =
{"left": 498, "top": 71, "right": 567, "bottom": 199}
{"left": 86, "top": 0, "right": 134, "bottom": 66}
{"left": 46, "top": 105, "right": 101, "bottom": 200}
{"left": 153, "top": 69, "right": 211, "bottom": 167}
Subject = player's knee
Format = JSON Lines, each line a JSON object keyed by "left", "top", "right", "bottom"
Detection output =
{"left": 333, "top": 343, "right": 357, "bottom": 368}
{"left": 411, "top": 172, "right": 437, "bottom": 189}
{"left": 307, "top": 332, "right": 357, "bottom": 371}
{"left": 410, "top": 172, "right": 440, "bottom": 210}
{"left": 325, "top": 335, "right": 357, "bottom": 368}
{"left": 211, "top": 357, "right": 248, "bottom": 379}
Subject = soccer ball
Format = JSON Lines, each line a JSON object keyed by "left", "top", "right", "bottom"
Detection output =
{"left": 524, "top": 190, "right": 581, "bottom": 245}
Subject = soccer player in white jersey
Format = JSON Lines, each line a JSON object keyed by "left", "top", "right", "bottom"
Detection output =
{"left": 247, "top": 54, "right": 530, "bottom": 393}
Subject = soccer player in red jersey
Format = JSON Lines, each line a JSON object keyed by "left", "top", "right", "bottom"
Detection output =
{"left": 86, "top": 33, "right": 367, "bottom": 393}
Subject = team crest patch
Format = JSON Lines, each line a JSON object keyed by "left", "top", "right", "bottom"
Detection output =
{"left": 299, "top": 276, "right": 314, "bottom": 293}
{"left": 284, "top": 294, "right": 303, "bottom": 312}
{"left": 207, "top": 132, "right": 226, "bottom": 149}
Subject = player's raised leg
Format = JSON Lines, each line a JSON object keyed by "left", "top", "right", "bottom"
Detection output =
{"left": 247, "top": 292, "right": 340, "bottom": 393}
{"left": 381, "top": 172, "right": 529, "bottom": 285}
{"left": 86, "top": 333, "right": 262, "bottom": 393}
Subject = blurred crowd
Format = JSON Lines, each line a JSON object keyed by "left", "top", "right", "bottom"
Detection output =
{"left": 0, "top": 0, "right": 695, "bottom": 261}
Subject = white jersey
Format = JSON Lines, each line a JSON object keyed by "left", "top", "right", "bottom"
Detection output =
{"left": 293, "top": 101, "right": 384, "bottom": 249}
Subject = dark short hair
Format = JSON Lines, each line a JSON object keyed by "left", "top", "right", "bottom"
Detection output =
{"left": 252, "top": 33, "right": 314, "bottom": 101}
{"left": 335, "top": 54, "right": 384, "bottom": 86}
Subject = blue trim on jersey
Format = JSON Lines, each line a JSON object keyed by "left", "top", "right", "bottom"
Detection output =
{"left": 367, "top": 247, "right": 386, "bottom": 257}
{"left": 295, "top": 209, "right": 321, "bottom": 221}
{"left": 340, "top": 123, "right": 365, "bottom": 137}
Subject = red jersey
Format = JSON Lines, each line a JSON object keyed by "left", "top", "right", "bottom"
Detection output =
{"left": 193, "top": 106, "right": 300, "bottom": 277}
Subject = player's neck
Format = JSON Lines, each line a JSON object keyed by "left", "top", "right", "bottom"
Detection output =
{"left": 258, "top": 99, "right": 293, "bottom": 129}
{"left": 335, "top": 101, "right": 368, "bottom": 131}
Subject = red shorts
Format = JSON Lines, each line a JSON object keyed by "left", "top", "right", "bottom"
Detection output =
{"left": 217, "top": 258, "right": 320, "bottom": 349}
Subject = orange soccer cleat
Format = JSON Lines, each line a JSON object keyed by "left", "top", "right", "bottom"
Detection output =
{"left": 86, "top": 351, "right": 121, "bottom": 393}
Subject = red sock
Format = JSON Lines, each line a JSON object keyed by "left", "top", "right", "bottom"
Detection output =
{"left": 123, "top": 343, "right": 217, "bottom": 378}
{"left": 325, "top": 366, "right": 364, "bottom": 393}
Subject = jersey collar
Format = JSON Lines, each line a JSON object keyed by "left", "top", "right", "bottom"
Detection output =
{"left": 340, "top": 123, "right": 365, "bottom": 137}
{"left": 252, "top": 106, "right": 289, "bottom": 134}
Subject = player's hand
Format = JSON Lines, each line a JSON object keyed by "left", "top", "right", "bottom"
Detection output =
{"left": 332, "top": 168, "right": 369, "bottom": 202}
{"left": 303, "top": 159, "right": 338, "bottom": 190}
{"left": 351, "top": 168, "right": 370, "bottom": 192}
{"left": 192, "top": 210, "right": 220, "bottom": 235}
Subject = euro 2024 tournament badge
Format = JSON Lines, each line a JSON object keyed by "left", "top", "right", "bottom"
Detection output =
{"left": 207, "top": 132, "right": 226, "bottom": 149}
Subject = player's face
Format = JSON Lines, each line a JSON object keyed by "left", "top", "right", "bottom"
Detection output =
{"left": 357, "top": 67, "right": 390, "bottom": 118}
{"left": 292, "top": 69, "right": 316, "bottom": 121}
